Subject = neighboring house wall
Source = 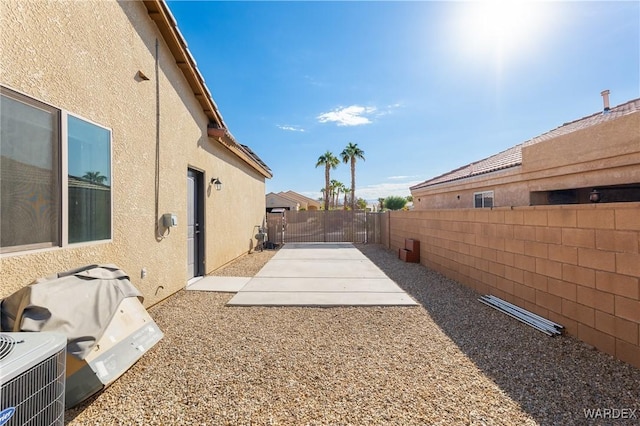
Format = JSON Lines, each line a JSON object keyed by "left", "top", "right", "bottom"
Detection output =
{"left": 412, "top": 105, "right": 640, "bottom": 210}
{"left": 412, "top": 167, "right": 527, "bottom": 210}
{"left": 0, "top": 1, "right": 268, "bottom": 306}
{"left": 383, "top": 204, "right": 640, "bottom": 369}
{"left": 266, "top": 193, "right": 299, "bottom": 211}
{"left": 282, "top": 191, "right": 321, "bottom": 210}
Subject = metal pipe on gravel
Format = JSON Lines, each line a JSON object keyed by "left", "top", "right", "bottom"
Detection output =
{"left": 478, "top": 296, "right": 562, "bottom": 336}
{"left": 478, "top": 297, "right": 555, "bottom": 336}
{"left": 482, "top": 296, "right": 557, "bottom": 328}
{"left": 484, "top": 297, "right": 558, "bottom": 330}
{"left": 482, "top": 298, "right": 556, "bottom": 334}
{"left": 480, "top": 296, "right": 559, "bottom": 334}
{"left": 485, "top": 296, "right": 563, "bottom": 330}
{"left": 479, "top": 297, "right": 549, "bottom": 333}
{"left": 486, "top": 298, "right": 563, "bottom": 335}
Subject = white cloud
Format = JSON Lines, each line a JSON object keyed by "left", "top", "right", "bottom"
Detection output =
{"left": 355, "top": 181, "right": 422, "bottom": 201}
{"left": 300, "top": 191, "right": 323, "bottom": 201}
{"left": 316, "top": 102, "right": 402, "bottom": 126}
{"left": 375, "top": 103, "right": 403, "bottom": 117}
{"left": 387, "top": 174, "right": 423, "bottom": 181}
{"left": 303, "top": 178, "right": 422, "bottom": 203}
{"left": 277, "top": 125, "right": 305, "bottom": 132}
{"left": 304, "top": 75, "right": 325, "bottom": 87}
{"left": 317, "top": 105, "right": 377, "bottom": 127}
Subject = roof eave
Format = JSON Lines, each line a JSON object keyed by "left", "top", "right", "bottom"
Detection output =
{"left": 143, "top": 0, "right": 272, "bottom": 179}
{"left": 213, "top": 132, "right": 273, "bottom": 179}
{"left": 411, "top": 163, "right": 521, "bottom": 191}
{"left": 143, "top": 0, "right": 224, "bottom": 127}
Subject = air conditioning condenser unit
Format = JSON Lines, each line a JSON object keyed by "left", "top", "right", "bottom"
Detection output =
{"left": 0, "top": 332, "right": 66, "bottom": 426}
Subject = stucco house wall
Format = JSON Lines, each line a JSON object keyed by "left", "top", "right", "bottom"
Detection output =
{"left": 0, "top": 0, "right": 269, "bottom": 306}
{"left": 281, "top": 191, "right": 321, "bottom": 210}
{"left": 411, "top": 101, "right": 640, "bottom": 209}
{"left": 266, "top": 192, "right": 299, "bottom": 211}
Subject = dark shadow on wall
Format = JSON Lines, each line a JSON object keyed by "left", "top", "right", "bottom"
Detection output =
{"left": 357, "top": 244, "right": 640, "bottom": 426}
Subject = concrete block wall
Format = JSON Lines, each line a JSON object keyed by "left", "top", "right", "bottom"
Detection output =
{"left": 384, "top": 203, "right": 640, "bottom": 369}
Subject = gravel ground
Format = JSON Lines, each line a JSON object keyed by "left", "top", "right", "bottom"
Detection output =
{"left": 66, "top": 244, "right": 640, "bottom": 425}
{"left": 208, "top": 249, "right": 277, "bottom": 277}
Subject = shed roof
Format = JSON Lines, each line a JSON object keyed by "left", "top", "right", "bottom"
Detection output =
{"left": 410, "top": 98, "right": 640, "bottom": 191}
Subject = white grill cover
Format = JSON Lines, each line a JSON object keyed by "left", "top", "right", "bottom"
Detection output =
{"left": 1, "top": 264, "right": 142, "bottom": 360}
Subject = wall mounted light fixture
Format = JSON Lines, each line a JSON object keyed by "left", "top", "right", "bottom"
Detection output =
{"left": 210, "top": 177, "right": 223, "bottom": 191}
{"left": 589, "top": 189, "right": 601, "bottom": 203}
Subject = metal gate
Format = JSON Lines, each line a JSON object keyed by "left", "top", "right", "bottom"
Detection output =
{"left": 267, "top": 210, "right": 382, "bottom": 244}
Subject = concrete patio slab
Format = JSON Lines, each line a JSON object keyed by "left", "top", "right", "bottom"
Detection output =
{"left": 273, "top": 243, "right": 368, "bottom": 260}
{"left": 186, "top": 276, "right": 251, "bottom": 292}
{"left": 227, "top": 242, "right": 417, "bottom": 306}
{"left": 227, "top": 291, "right": 417, "bottom": 306}
{"left": 240, "top": 277, "right": 405, "bottom": 293}
{"left": 282, "top": 242, "right": 354, "bottom": 249}
{"left": 255, "top": 259, "right": 388, "bottom": 278}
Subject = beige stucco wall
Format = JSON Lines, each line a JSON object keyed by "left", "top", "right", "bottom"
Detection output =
{"left": 411, "top": 168, "right": 530, "bottom": 209}
{"left": 522, "top": 113, "right": 640, "bottom": 175}
{"left": 384, "top": 204, "right": 640, "bottom": 369}
{"left": 282, "top": 191, "right": 321, "bottom": 210}
{"left": 412, "top": 112, "right": 640, "bottom": 209}
{"left": 266, "top": 193, "right": 299, "bottom": 210}
{"left": 0, "top": 1, "right": 267, "bottom": 306}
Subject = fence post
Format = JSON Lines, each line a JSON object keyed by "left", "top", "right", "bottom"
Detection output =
{"left": 282, "top": 210, "right": 286, "bottom": 244}
{"left": 364, "top": 211, "right": 368, "bottom": 244}
{"left": 323, "top": 211, "right": 327, "bottom": 242}
{"left": 387, "top": 211, "right": 391, "bottom": 248}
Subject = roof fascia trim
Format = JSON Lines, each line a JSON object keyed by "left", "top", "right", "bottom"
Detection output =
{"left": 143, "top": 0, "right": 272, "bottom": 178}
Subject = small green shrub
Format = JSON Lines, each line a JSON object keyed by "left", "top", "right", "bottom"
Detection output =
{"left": 384, "top": 196, "right": 407, "bottom": 210}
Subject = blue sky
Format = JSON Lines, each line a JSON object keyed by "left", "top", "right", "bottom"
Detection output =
{"left": 167, "top": 0, "right": 639, "bottom": 202}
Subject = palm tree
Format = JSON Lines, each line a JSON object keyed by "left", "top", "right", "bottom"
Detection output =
{"left": 343, "top": 188, "right": 351, "bottom": 210}
{"left": 83, "top": 171, "right": 107, "bottom": 184}
{"left": 331, "top": 179, "right": 344, "bottom": 208}
{"left": 336, "top": 182, "right": 344, "bottom": 208}
{"left": 316, "top": 151, "right": 339, "bottom": 210}
{"left": 328, "top": 180, "right": 336, "bottom": 209}
{"left": 340, "top": 142, "right": 365, "bottom": 210}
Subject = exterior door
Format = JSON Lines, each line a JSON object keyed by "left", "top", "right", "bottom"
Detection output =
{"left": 187, "top": 169, "right": 204, "bottom": 280}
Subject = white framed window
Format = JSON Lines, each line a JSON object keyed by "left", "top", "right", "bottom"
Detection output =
{"left": 1, "top": 86, "right": 112, "bottom": 254}
{"left": 66, "top": 114, "right": 112, "bottom": 244}
{"left": 474, "top": 191, "right": 494, "bottom": 208}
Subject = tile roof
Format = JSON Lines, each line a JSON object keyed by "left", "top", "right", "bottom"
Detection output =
{"left": 266, "top": 192, "right": 299, "bottom": 207}
{"left": 0, "top": 157, "right": 108, "bottom": 191}
{"left": 283, "top": 191, "right": 321, "bottom": 206}
{"left": 410, "top": 98, "right": 640, "bottom": 191}
{"left": 239, "top": 144, "right": 271, "bottom": 174}
{"left": 68, "top": 175, "right": 110, "bottom": 191}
